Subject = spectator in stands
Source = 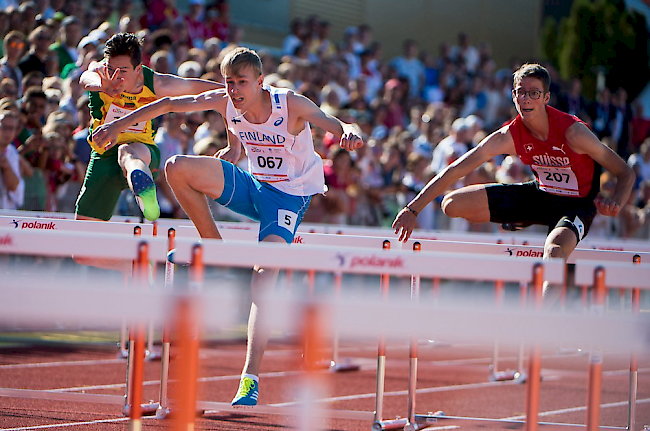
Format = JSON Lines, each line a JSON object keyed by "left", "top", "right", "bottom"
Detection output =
{"left": 629, "top": 101, "right": 650, "bottom": 154}
{"left": 49, "top": 16, "right": 82, "bottom": 75}
{"left": 18, "top": 86, "right": 46, "bottom": 145}
{"left": 589, "top": 87, "right": 614, "bottom": 140}
{"left": 557, "top": 78, "right": 589, "bottom": 120}
{"left": 628, "top": 138, "right": 650, "bottom": 184}
{"left": 611, "top": 87, "right": 633, "bottom": 160}
{"left": 19, "top": 26, "right": 51, "bottom": 77}
{"left": 0, "top": 110, "right": 23, "bottom": 209}
{"left": 1, "top": 31, "right": 26, "bottom": 98}
{"left": 390, "top": 39, "right": 425, "bottom": 99}
{"left": 0, "top": 77, "right": 18, "bottom": 100}
{"left": 282, "top": 18, "right": 305, "bottom": 58}
{"left": 184, "top": 0, "right": 208, "bottom": 49}
{"left": 450, "top": 32, "right": 479, "bottom": 75}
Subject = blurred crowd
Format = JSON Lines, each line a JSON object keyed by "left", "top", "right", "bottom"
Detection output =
{"left": 0, "top": 0, "right": 649, "bottom": 240}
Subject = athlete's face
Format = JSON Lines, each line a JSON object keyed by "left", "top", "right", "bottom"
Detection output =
{"left": 512, "top": 77, "right": 549, "bottom": 119}
{"left": 224, "top": 66, "right": 263, "bottom": 110}
{"left": 105, "top": 55, "right": 142, "bottom": 94}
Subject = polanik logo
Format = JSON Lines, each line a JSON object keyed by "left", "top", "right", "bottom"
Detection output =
{"left": 274, "top": 117, "right": 284, "bottom": 126}
{"left": 10, "top": 219, "right": 19, "bottom": 228}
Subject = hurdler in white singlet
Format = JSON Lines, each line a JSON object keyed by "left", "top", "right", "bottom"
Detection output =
{"left": 225, "top": 86, "right": 327, "bottom": 196}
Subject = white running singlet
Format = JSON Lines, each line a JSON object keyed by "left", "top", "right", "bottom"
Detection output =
{"left": 225, "top": 86, "right": 327, "bottom": 196}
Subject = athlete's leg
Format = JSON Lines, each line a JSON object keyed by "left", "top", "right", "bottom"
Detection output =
{"left": 165, "top": 155, "right": 226, "bottom": 239}
{"left": 119, "top": 143, "right": 160, "bottom": 221}
{"left": 240, "top": 234, "right": 284, "bottom": 378}
{"left": 441, "top": 184, "right": 492, "bottom": 223}
{"left": 542, "top": 226, "right": 578, "bottom": 305}
{"left": 118, "top": 143, "right": 152, "bottom": 177}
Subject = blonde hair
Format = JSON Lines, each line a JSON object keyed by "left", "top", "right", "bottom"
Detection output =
{"left": 220, "top": 46, "right": 262, "bottom": 78}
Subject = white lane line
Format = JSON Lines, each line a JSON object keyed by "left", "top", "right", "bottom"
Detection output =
{"left": 0, "top": 416, "right": 137, "bottom": 430}
{"left": 503, "top": 397, "right": 650, "bottom": 420}
{"left": 0, "top": 359, "right": 123, "bottom": 369}
{"left": 272, "top": 377, "right": 550, "bottom": 406}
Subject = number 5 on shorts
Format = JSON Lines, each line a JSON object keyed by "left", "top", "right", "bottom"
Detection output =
{"left": 278, "top": 209, "right": 298, "bottom": 233}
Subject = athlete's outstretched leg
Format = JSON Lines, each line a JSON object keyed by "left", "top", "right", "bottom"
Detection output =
{"left": 165, "top": 155, "right": 226, "bottom": 239}
{"left": 119, "top": 143, "right": 159, "bottom": 221}
{"left": 441, "top": 184, "right": 491, "bottom": 223}
{"left": 232, "top": 234, "right": 284, "bottom": 407}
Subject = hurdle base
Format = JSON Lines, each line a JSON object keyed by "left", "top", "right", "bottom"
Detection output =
{"left": 145, "top": 348, "right": 162, "bottom": 361}
{"left": 329, "top": 359, "right": 360, "bottom": 372}
{"left": 372, "top": 417, "right": 408, "bottom": 430}
{"left": 414, "top": 411, "right": 445, "bottom": 427}
{"left": 122, "top": 402, "right": 160, "bottom": 417}
{"left": 489, "top": 369, "right": 526, "bottom": 383}
{"left": 155, "top": 405, "right": 170, "bottom": 419}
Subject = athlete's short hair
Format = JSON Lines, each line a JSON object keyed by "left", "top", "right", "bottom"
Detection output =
{"left": 220, "top": 47, "right": 263, "bottom": 78}
{"left": 104, "top": 32, "right": 142, "bottom": 68}
{"left": 513, "top": 63, "right": 551, "bottom": 93}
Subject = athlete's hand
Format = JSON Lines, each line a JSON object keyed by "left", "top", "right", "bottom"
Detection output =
{"left": 339, "top": 124, "right": 363, "bottom": 151}
{"left": 93, "top": 63, "right": 124, "bottom": 97}
{"left": 595, "top": 194, "right": 621, "bottom": 217}
{"left": 392, "top": 207, "right": 417, "bottom": 243}
{"left": 91, "top": 122, "right": 120, "bottom": 152}
{"left": 215, "top": 145, "right": 240, "bottom": 164}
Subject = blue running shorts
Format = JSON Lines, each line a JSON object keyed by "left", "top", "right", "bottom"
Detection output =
{"left": 216, "top": 160, "right": 312, "bottom": 243}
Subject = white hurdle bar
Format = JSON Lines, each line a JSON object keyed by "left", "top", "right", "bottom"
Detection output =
{"left": 4, "top": 209, "right": 650, "bottom": 252}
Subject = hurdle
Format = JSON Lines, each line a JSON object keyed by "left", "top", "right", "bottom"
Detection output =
{"left": 1, "top": 227, "right": 649, "bottom": 430}
{"left": 575, "top": 258, "right": 650, "bottom": 431}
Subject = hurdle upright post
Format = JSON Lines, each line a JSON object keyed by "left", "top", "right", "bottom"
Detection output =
{"left": 373, "top": 240, "right": 390, "bottom": 426}
{"left": 524, "top": 263, "right": 544, "bottom": 431}
{"left": 586, "top": 266, "right": 606, "bottom": 431}
{"left": 628, "top": 255, "right": 641, "bottom": 431}
{"left": 128, "top": 241, "right": 149, "bottom": 431}
{"left": 170, "top": 244, "right": 202, "bottom": 431}
{"left": 406, "top": 242, "right": 421, "bottom": 429}
{"left": 156, "top": 227, "right": 176, "bottom": 419}
{"left": 123, "top": 226, "right": 142, "bottom": 415}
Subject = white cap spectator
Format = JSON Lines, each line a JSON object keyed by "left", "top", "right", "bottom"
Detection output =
{"left": 177, "top": 60, "right": 202, "bottom": 78}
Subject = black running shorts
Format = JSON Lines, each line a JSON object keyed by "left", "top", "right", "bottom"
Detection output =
{"left": 485, "top": 181, "right": 597, "bottom": 242}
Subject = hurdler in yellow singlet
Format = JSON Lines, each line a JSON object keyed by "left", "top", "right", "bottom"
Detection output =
{"left": 88, "top": 65, "right": 158, "bottom": 154}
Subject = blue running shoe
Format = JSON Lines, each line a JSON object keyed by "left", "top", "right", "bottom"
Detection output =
{"left": 231, "top": 377, "right": 259, "bottom": 407}
{"left": 130, "top": 169, "right": 160, "bottom": 221}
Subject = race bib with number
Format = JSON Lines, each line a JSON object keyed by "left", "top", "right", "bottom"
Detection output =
{"left": 532, "top": 165, "right": 580, "bottom": 196}
{"left": 247, "top": 143, "right": 289, "bottom": 182}
{"left": 105, "top": 103, "right": 147, "bottom": 133}
{"left": 278, "top": 209, "right": 298, "bottom": 233}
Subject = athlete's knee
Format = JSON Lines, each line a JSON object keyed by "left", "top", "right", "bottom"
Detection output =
{"left": 441, "top": 193, "right": 460, "bottom": 217}
{"left": 543, "top": 243, "right": 567, "bottom": 260}
{"left": 165, "top": 155, "right": 191, "bottom": 181}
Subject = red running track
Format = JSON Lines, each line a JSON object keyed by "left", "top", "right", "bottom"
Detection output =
{"left": 0, "top": 338, "right": 649, "bottom": 431}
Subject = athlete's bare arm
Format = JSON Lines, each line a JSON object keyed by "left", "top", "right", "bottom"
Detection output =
{"left": 564, "top": 122, "right": 635, "bottom": 216}
{"left": 92, "top": 89, "right": 228, "bottom": 150}
{"left": 393, "top": 127, "right": 516, "bottom": 242}
{"left": 287, "top": 92, "right": 363, "bottom": 151}
{"left": 153, "top": 72, "right": 223, "bottom": 97}
{"left": 215, "top": 127, "right": 243, "bottom": 164}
